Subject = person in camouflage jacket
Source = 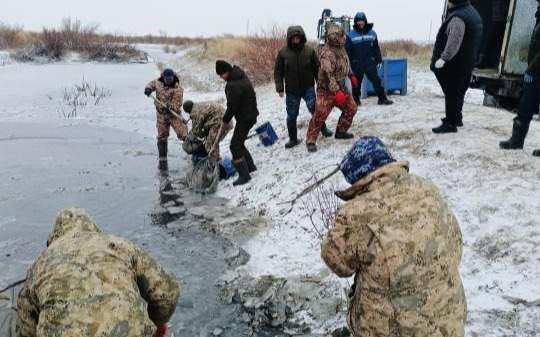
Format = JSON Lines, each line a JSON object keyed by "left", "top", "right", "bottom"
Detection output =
{"left": 322, "top": 137, "right": 467, "bottom": 337}
{"left": 16, "top": 208, "right": 180, "bottom": 337}
{"left": 306, "top": 24, "right": 358, "bottom": 153}
{"left": 183, "top": 100, "right": 232, "bottom": 160}
{"left": 145, "top": 68, "right": 188, "bottom": 163}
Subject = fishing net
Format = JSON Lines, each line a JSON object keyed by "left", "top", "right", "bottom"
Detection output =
{"left": 186, "top": 157, "right": 220, "bottom": 194}
{"left": 0, "top": 287, "right": 19, "bottom": 337}
{"left": 182, "top": 133, "right": 204, "bottom": 155}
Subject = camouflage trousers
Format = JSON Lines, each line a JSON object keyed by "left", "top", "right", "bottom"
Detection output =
{"left": 156, "top": 110, "right": 188, "bottom": 142}
{"left": 306, "top": 90, "right": 358, "bottom": 144}
{"left": 204, "top": 122, "right": 233, "bottom": 160}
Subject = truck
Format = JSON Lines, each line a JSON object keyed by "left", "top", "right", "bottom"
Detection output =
{"left": 441, "top": 0, "right": 537, "bottom": 110}
{"left": 317, "top": 9, "right": 353, "bottom": 46}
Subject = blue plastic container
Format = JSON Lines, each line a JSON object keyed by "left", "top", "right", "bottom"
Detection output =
{"left": 220, "top": 158, "right": 236, "bottom": 179}
{"left": 255, "top": 122, "right": 279, "bottom": 147}
{"left": 361, "top": 58, "right": 408, "bottom": 99}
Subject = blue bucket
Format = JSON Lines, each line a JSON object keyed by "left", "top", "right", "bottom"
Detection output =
{"left": 255, "top": 122, "right": 279, "bottom": 147}
{"left": 219, "top": 158, "right": 236, "bottom": 180}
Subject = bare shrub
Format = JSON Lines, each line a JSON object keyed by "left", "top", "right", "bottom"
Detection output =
{"left": 12, "top": 18, "right": 146, "bottom": 62}
{"left": 0, "top": 22, "right": 32, "bottom": 49}
{"left": 380, "top": 39, "right": 433, "bottom": 64}
{"left": 59, "top": 78, "right": 111, "bottom": 118}
{"left": 235, "top": 27, "right": 286, "bottom": 85}
{"left": 300, "top": 177, "right": 342, "bottom": 240}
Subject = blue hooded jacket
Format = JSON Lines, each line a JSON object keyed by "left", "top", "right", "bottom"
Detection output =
{"left": 346, "top": 12, "right": 383, "bottom": 73}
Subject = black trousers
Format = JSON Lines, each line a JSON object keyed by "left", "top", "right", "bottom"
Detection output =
{"left": 230, "top": 119, "right": 256, "bottom": 160}
{"left": 516, "top": 75, "right": 540, "bottom": 125}
{"left": 352, "top": 65, "right": 387, "bottom": 103}
{"left": 434, "top": 68, "right": 472, "bottom": 125}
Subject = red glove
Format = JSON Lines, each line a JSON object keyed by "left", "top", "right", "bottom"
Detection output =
{"left": 350, "top": 75, "right": 360, "bottom": 88}
{"left": 335, "top": 90, "right": 347, "bottom": 106}
{"left": 153, "top": 325, "right": 168, "bottom": 337}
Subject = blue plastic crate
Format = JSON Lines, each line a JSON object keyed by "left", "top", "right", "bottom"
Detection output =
{"left": 255, "top": 122, "right": 279, "bottom": 147}
{"left": 361, "top": 58, "right": 408, "bottom": 99}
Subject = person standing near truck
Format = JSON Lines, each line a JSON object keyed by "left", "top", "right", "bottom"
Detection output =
{"left": 499, "top": 0, "right": 540, "bottom": 156}
{"left": 274, "top": 25, "right": 333, "bottom": 149}
{"left": 431, "top": 0, "right": 483, "bottom": 134}
{"left": 346, "top": 12, "right": 394, "bottom": 106}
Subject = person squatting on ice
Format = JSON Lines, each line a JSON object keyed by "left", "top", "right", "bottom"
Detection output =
{"left": 306, "top": 24, "right": 358, "bottom": 153}
{"left": 16, "top": 208, "right": 180, "bottom": 337}
{"left": 321, "top": 137, "right": 467, "bottom": 337}
{"left": 216, "top": 60, "right": 259, "bottom": 186}
{"left": 346, "top": 12, "right": 394, "bottom": 106}
{"left": 431, "top": 0, "right": 483, "bottom": 134}
{"left": 274, "top": 25, "right": 333, "bottom": 149}
{"left": 145, "top": 68, "right": 188, "bottom": 164}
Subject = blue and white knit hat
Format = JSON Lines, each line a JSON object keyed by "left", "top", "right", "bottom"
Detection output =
{"left": 340, "top": 136, "right": 395, "bottom": 184}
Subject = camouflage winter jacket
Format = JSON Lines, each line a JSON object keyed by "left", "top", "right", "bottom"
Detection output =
{"left": 16, "top": 208, "right": 180, "bottom": 337}
{"left": 321, "top": 162, "right": 467, "bottom": 337}
{"left": 146, "top": 70, "right": 184, "bottom": 114}
{"left": 317, "top": 24, "right": 351, "bottom": 93}
{"left": 190, "top": 102, "right": 225, "bottom": 139}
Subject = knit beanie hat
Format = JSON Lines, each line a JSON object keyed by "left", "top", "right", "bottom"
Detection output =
{"left": 340, "top": 136, "right": 396, "bottom": 185}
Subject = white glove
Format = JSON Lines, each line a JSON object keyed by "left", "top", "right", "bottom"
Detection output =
{"left": 435, "top": 59, "right": 446, "bottom": 69}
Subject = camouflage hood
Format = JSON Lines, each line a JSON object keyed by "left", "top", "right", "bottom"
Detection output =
{"left": 47, "top": 208, "right": 102, "bottom": 246}
{"left": 326, "top": 24, "right": 346, "bottom": 48}
{"left": 336, "top": 161, "right": 410, "bottom": 201}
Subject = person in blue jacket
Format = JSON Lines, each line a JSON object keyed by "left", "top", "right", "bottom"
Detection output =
{"left": 346, "top": 12, "right": 394, "bottom": 106}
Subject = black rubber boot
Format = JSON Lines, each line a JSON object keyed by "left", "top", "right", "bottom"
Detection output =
{"left": 244, "top": 150, "right": 257, "bottom": 173}
{"left": 335, "top": 131, "right": 354, "bottom": 139}
{"left": 321, "top": 123, "right": 333, "bottom": 138}
{"left": 233, "top": 158, "right": 251, "bottom": 186}
{"left": 378, "top": 97, "right": 394, "bottom": 105}
{"left": 285, "top": 120, "right": 301, "bottom": 149}
{"left": 306, "top": 143, "right": 317, "bottom": 153}
{"left": 499, "top": 119, "right": 530, "bottom": 150}
{"left": 157, "top": 141, "right": 168, "bottom": 162}
{"left": 432, "top": 119, "right": 457, "bottom": 134}
{"left": 533, "top": 149, "right": 540, "bottom": 157}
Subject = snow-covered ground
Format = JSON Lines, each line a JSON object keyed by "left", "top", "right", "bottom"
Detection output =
{"left": 1, "top": 45, "right": 539, "bottom": 336}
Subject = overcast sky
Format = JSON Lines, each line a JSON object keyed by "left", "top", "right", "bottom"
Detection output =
{"left": 2, "top": 0, "right": 445, "bottom": 42}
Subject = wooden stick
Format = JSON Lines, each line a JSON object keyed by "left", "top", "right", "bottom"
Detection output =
{"left": 209, "top": 123, "right": 225, "bottom": 157}
{"left": 278, "top": 165, "right": 341, "bottom": 214}
{"left": 0, "top": 279, "right": 26, "bottom": 294}
{"left": 150, "top": 95, "right": 188, "bottom": 124}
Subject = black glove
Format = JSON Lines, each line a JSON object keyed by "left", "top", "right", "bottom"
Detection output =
{"left": 144, "top": 88, "right": 152, "bottom": 96}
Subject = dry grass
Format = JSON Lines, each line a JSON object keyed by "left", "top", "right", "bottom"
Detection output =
{"left": 380, "top": 39, "right": 433, "bottom": 64}
{"left": 3, "top": 18, "right": 144, "bottom": 62}
{"left": 0, "top": 22, "right": 35, "bottom": 49}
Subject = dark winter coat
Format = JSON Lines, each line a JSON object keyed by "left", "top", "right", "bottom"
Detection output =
{"left": 431, "top": 1, "right": 483, "bottom": 73}
{"left": 274, "top": 26, "right": 319, "bottom": 96}
{"left": 346, "top": 12, "right": 383, "bottom": 73}
{"left": 223, "top": 66, "right": 259, "bottom": 124}
{"left": 527, "top": 7, "right": 540, "bottom": 76}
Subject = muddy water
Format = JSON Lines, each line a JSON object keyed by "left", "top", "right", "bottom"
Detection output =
{"left": 0, "top": 121, "right": 253, "bottom": 336}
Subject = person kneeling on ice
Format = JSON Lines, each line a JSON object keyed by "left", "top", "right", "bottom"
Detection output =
{"left": 499, "top": 0, "right": 540, "bottom": 156}
{"left": 321, "top": 137, "right": 467, "bottom": 337}
{"left": 274, "top": 25, "right": 333, "bottom": 148}
{"left": 145, "top": 68, "right": 188, "bottom": 165}
{"left": 183, "top": 100, "right": 232, "bottom": 160}
{"left": 216, "top": 60, "right": 259, "bottom": 186}
{"left": 16, "top": 208, "right": 180, "bottom": 337}
{"left": 306, "top": 24, "right": 358, "bottom": 153}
